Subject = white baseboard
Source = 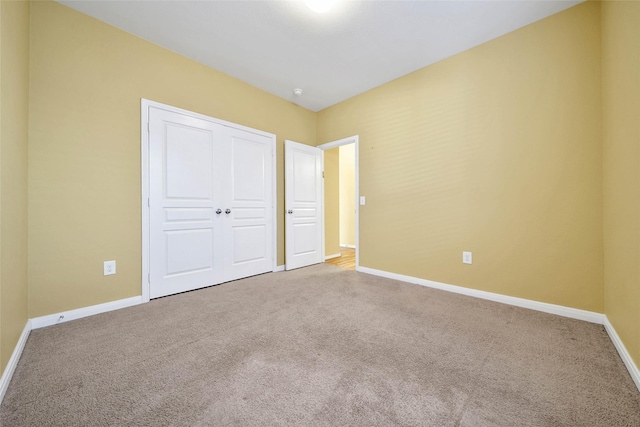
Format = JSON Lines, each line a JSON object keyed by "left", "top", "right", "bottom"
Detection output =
{"left": 356, "top": 266, "right": 604, "bottom": 324}
{"left": 0, "top": 320, "right": 31, "bottom": 404}
{"left": 604, "top": 316, "right": 640, "bottom": 392}
{"left": 357, "top": 266, "right": 640, "bottom": 393}
{"left": 340, "top": 244, "right": 356, "bottom": 249}
{"left": 325, "top": 253, "right": 341, "bottom": 261}
{"left": 273, "top": 265, "right": 285, "bottom": 272}
{"left": 30, "top": 296, "right": 143, "bottom": 330}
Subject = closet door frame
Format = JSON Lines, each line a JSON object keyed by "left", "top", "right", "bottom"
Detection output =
{"left": 141, "top": 99, "right": 277, "bottom": 303}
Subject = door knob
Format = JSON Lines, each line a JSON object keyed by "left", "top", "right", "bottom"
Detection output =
{"left": 287, "top": 210, "right": 293, "bottom": 214}
{"left": 216, "top": 209, "right": 222, "bottom": 215}
{"left": 225, "top": 209, "right": 231, "bottom": 214}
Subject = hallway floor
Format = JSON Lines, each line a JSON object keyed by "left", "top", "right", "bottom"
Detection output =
{"left": 325, "top": 247, "right": 355, "bottom": 270}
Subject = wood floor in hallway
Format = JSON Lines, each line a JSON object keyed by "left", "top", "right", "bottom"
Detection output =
{"left": 325, "top": 247, "right": 355, "bottom": 270}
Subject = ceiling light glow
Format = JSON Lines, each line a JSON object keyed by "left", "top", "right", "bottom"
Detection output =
{"left": 305, "top": 0, "right": 337, "bottom": 13}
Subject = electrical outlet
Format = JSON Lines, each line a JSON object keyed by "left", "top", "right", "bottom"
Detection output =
{"left": 104, "top": 260, "right": 116, "bottom": 276}
{"left": 462, "top": 252, "right": 472, "bottom": 265}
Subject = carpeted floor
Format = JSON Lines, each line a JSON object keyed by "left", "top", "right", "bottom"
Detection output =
{"left": 2, "top": 264, "right": 639, "bottom": 426}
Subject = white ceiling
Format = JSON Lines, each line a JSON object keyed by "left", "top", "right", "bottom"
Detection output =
{"left": 59, "top": 0, "right": 583, "bottom": 112}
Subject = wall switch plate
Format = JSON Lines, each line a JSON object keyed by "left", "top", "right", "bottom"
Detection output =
{"left": 360, "top": 196, "right": 366, "bottom": 206}
{"left": 462, "top": 252, "right": 472, "bottom": 264}
{"left": 104, "top": 260, "right": 116, "bottom": 276}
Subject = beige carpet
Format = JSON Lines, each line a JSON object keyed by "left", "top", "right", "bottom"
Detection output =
{"left": 2, "top": 264, "right": 639, "bottom": 426}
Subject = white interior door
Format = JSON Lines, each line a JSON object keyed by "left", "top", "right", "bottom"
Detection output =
{"left": 147, "top": 103, "right": 275, "bottom": 299}
{"left": 222, "top": 125, "right": 274, "bottom": 281}
{"left": 285, "top": 140, "right": 323, "bottom": 270}
{"left": 149, "top": 107, "right": 224, "bottom": 298}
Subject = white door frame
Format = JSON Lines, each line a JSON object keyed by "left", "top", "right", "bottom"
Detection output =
{"left": 317, "top": 135, "right": 360, "bottom": 269}
{"left": 141, "top": 99, "right": 277, "bottom": 303}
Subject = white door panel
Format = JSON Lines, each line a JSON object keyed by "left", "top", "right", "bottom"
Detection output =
{"left": 293, "top": 151, "right": 319, "bottom": 202}
{"left": 148, "top": 105, "right": 274, "bottom": 299}
{"left": 232, "top": 225, "right": 267, "bottom": 262}
{"left": 232, "top": 138, "right": 267, "bottom": 201}
{"left": 164, "top": 208, "right": 213, "bottom": 222}
{"left": 149, "top": 107, "right": 224, "bottom": 298}
{"left": 293, "top": 223, "right": 318, "bottom": 254}
{"left": 223, "top": 127, "right": 273, "bottom": 281}
{"left": 165, "top": 125, "right": 214, "bottom": 199}
{"left": 285, "top": 140, "right": 323, "bottom": 270}
{"left": 165, "top": 229, "right": 213, "bottom": 275}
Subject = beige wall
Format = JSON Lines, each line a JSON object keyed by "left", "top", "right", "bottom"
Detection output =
{"left": 339, "top": 144, "right": 356, "bottom": 247}
{"left": 317, "top": 2, "right": 604, "bottom": 312}
{"left": 324, "top": 148, "right": 340, "bottom": 257}
{"left": 28, "top": 1, "right": 316, "bottom": 317}
{"left": 0, "top": 0, "right": 30, "bottom": 371}
{"left": 602, "top": 0, "right": 640, "bottom": 368}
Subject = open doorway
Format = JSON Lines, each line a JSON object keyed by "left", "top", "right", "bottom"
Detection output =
{"left": 318, "top": 136, "right": 359, "bottom": 270}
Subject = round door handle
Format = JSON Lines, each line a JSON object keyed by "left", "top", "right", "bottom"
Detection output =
{"left": 287, "top": 210, "right": 293, "bottom": 214}
{"left": 225, "top": 209, "right": 231, "bottom": 214}
{"left": 215, "top": 209, "right": 222, "bottom": 215}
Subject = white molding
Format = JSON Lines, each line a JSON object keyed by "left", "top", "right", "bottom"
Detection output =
{"left": 318, "top": 135, "right": 360, "bottom": 270}
{"left": 358, "top": 266, "right": 640, "bottom": 392}
{"left": 340, "top": 244, "right": 356, "bottom": 249}
{"left": 30, "top": 296, "right": 143, "bottom": 330}
{"left": 357, "top": 266, "right": 605, "bottom": 324}
{"left": 0, "top": 321, "right": 31, "bottom": 404}
{"left": 604, "top": 316, "right": 640, "bottom": 392}
{"left": 325, "top": 253, "right": 341, "bottom": 260}
{"left": 319, "top": 146, "right": 325, "bottom": 267}
{"left": 271, "top": 136, "right": 277, "bottom": 274}
{"left": 141, "top": 100, "right": 151, "bottom": 303}
{"left": 273, "top": 265, "right": 285, "bottom": 272}
{"left": 317, "top": 135, "right": 357, "bottom": 151}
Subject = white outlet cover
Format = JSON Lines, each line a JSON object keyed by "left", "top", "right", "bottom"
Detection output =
{"left": 104, "top": 260, "right": 116, "bottom": 276}
{"left": 463, "top": 252, "right": 473, "bottom": 264}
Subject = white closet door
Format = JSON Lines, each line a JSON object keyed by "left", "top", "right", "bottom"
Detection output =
{"left": 285, "top": 140, "right": 323, "bottom": 270}
{"left": 221, "top": 125, "right": 274, "bottom": 282}
{"left": 149, "top": 107, "right": 225, "bottom": 298}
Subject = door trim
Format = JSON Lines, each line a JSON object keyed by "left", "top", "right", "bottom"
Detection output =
{"left": 317, "top": 135, "right": 360, "bottom": 269}
{"left": 141, "top": 99, "right": 277, "bottom": 303}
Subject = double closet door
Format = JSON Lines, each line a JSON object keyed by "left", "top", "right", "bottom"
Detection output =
{"left": 148, "top": 106, "right": 274, "bottom": 299}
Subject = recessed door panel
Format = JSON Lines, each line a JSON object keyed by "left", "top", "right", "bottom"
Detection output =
{"left": 165, "top": 124, "right": 213, "bottom": 200}
{"left": 293, "top": 150, "right": 318, "bottom": 203}
{"left": 164, "top": 208, "right": 213, "bottom": 223}
{"left": 294, "top": 208, "right": 317, "bottom": 218}
{"left": 232, "top": 207, "right": 266, "bottom": 220}
{"left": 293, "top": 223, "right": 317, "bottom": 255}
{"left": 232, "top": 138, "right": 266, "bottom": 202}
{"left": 165, "top": 229, "right": 213, "bottom": 276}
{"left": 232, "top": 225, "right": 267, "bottom": 264}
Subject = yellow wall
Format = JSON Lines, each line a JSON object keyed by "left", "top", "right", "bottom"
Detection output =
{"left": 5, "top": 0, "right": 638, "bottom": 383}
{"left": 28, "top": 1, "right": 316, "bottom": 317}
{"left": 0, "top": 0, "right": 30, "bottom": 371}
{"left": 339, "top": 144, "right": 356, "bottom": 247}
{"left": 317, "top": 2, "right": 604, "bottom": 312}
{"left": 324, "top": 147, "right": 340, "bottom": 257}
{"left": 602, "top": 0, "right": 640, "bottom": 368}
